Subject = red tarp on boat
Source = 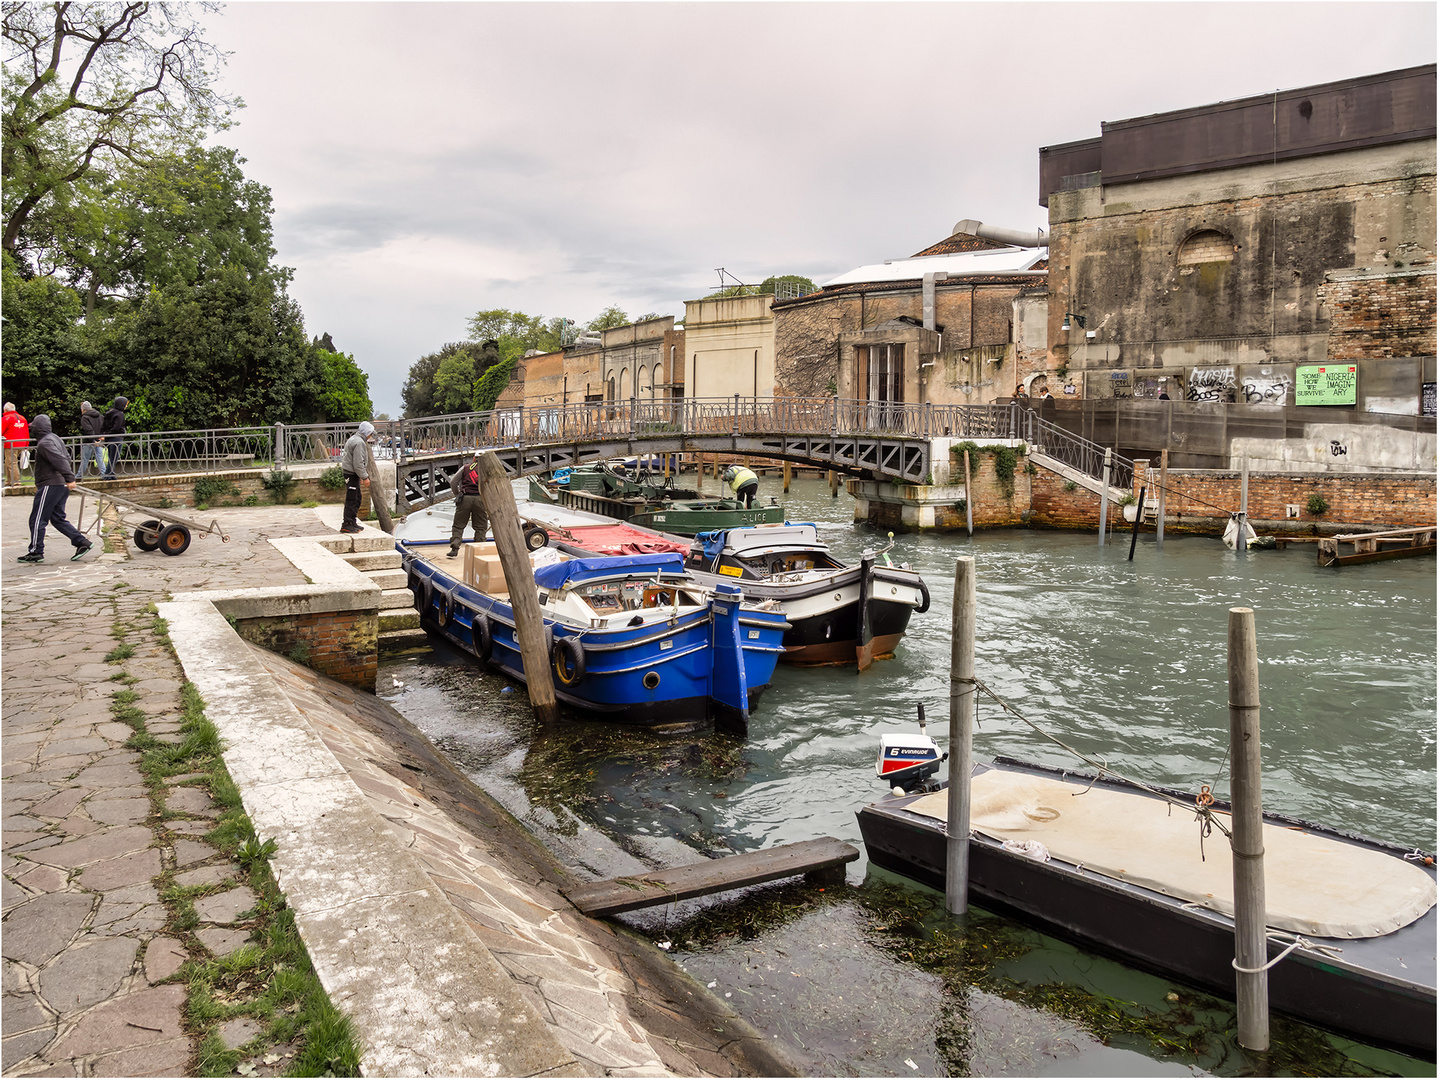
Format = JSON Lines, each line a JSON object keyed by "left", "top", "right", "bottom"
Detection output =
{"left": 560, "top": 524, "right": 690, "bottom": 556}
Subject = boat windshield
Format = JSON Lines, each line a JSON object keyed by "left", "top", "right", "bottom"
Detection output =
{"left": 571, "top": 577, "right": 702, "bottom": 614}
{"left": 733, "top": 550, "right": 842, "bottom": 578}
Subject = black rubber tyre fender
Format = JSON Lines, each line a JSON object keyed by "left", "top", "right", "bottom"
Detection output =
{"left": 551, "top": 635, "right": 586, "bottom": 687}
{"left": 915, "top": 577, "right": 930, "bottom": 614}
{"left": 472, "top": 611, "right": 493, "bottom": 662}
{"left": 408, "top": 568, "right": 427, "bottom": 611}
{"left": 134, "top": 519, "right": 163, "bottom": 552}
{"left": 434, "top": 586, "right": 453, "bottom": 628}
{"left": 159, "top": 524, "right": 191, "bottom": 556}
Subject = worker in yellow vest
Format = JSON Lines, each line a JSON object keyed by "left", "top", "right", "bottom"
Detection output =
{"left": 721, "top": 464, "right": 759, "bottom": 508}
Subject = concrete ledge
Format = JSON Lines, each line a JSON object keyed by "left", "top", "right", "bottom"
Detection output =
{"left": 154, "top": 599, "right": 578, "bottom": 1077}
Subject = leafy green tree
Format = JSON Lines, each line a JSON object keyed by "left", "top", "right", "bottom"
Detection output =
{"left": 401, "top": 341, "right": 489, "bottom": 418}
{"left": 0, "top": 249, "right": 88, "bottom": 423}
{"left": 473, "top": 355, "right": 517, "bottom": 413}
{"left": 314, "top": 348, "right": 372, "bottom": 423}
{"left": 3, "top": 1, "right": 240, "bottom": 258}
{"left": 433, "top": 350, "right": 479, "bottom": 414}
{"left": 586, "top": 306, "right": 628, "bottom": 332}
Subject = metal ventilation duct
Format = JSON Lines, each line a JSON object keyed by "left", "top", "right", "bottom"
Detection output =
{"left": 952, "top": 219, "right": 1048, "bottom": 248}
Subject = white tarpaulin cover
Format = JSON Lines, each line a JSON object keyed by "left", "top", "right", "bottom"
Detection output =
{"left": 909, "top": 770, "right": 1435, "bottom": 939}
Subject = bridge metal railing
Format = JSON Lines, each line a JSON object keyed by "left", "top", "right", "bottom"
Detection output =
{"left": 31, "top": 398, "right": 1133, "bottom": 494}
{"left": 59, "top": 427, "right": 276, "bottom": 481}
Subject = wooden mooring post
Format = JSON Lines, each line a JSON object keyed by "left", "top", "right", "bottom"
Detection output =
{"left": 828, "top": 469, "right": 839, "bottom": 498}
{"left": 476, "top": 452, "right": 557, "bottom": 726}
{"left": 1156, "top": 450, "right": 1169, "bottom": 550}
{"left": 963, "top": 450, "right": 973, "bottom": 537}
{"left": 1097, "top": 448, "right": 1113, "bottom": 547}
{"left": 1228, "top": 606, "right": 1269, "bottom": 1051}
{"left": 782, "top": 460, "right": 792, "bottom": 493}
{"left": 946, "top": 556, "right": 976, "bottom": 916}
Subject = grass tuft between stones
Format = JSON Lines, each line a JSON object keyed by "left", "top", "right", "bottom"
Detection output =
{"left": 111, "top": 599, "right": 363, "bottom": 1076}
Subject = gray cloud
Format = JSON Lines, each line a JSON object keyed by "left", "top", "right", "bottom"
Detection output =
{"left": 201, "top": 2, "right": 1436, "bottom": 414}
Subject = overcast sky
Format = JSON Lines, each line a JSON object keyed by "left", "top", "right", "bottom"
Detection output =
{"left": 198, "top": 2, "right": 1436, "bottom": 416}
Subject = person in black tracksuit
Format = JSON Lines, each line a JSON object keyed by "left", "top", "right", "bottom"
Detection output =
{"left": 18, "top": 415, "right": 91, "bottom": 563}
{"left": 99, "top": 396, "right": 128, "bottom": 480}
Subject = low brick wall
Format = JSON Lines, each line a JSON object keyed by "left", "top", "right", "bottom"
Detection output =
{"left": 234, "top": 609, "right": 378, "bottom": 690}
{"left": 69, "top": 469, "right": 365, "bottom": 512}
{"left": 1030, "top": 463, "right": 1435, "bottom": 534}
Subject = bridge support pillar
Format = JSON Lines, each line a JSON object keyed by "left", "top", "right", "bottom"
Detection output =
{"left": 849, "top": 478, "right": 972, "bottom": 531}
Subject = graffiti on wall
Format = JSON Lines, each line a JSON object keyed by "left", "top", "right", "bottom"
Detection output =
{"left": 1422, "top": 382, "right": 1436, "bottom": 417}
{"left": 1241, "top": 371, "right": 1293, "bottom": 406}
{"left": 1187, "top": 367, "right": 1236, "bottom": 403}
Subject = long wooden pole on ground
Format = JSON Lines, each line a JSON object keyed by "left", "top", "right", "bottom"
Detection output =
{"left": 1228, "top": 606, "right": 1269, "bottom": 1051}
{"left": 363, "top": 443, "right": 394, "bottom": 534}
{"left": 945, "top": 556, "right": 976, "bottom": 916}
{"left": 476, "top": 452, "right": 558, "bottom": 726}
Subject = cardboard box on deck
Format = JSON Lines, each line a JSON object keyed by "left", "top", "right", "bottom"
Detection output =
{"left": 461, "top": 542, "right": 508, "bottom": 597}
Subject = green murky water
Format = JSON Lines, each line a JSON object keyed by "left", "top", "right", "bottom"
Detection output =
{"left": 383, "top": 474, "right": 1435, "bottom": 1076}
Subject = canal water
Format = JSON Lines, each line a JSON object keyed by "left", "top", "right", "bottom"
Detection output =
{"left": 385, "top": 473, "right": 1435, "bottom": 1077}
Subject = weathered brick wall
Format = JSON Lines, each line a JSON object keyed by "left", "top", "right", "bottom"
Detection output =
{"left": 1317, "top": 269, "right": 1437, "bottom": 360}
{"left": 1028, "top": 465, "right": 1435, "bottom": 532}
{"left": 235, "top": 610, "right": 378, "bottom": 690}
{"left": 773, "top": 283, "right": 1034, "bottom": 398}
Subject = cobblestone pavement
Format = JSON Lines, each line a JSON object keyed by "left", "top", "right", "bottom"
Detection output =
{"left": 2, "top": 501, "right": 331, "bottom": 1076}
{"left": 4, "top": 497, "right": 794, "bottom": 1078}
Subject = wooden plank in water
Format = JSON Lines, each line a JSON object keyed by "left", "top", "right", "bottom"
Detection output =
{"left": 565, "top": 837, "right": 859, "bottom": 916}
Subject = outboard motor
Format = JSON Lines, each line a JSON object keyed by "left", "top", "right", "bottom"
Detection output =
{"left": 876, "top": 704, "right": 945, "bottom": 794}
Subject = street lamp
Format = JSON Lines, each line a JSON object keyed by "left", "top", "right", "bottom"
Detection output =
{"left": 1060, "top": 312, "right": 1087, "bottom": 331}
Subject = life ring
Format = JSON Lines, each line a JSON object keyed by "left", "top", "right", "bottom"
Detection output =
{"left": 472, "top": 611, "right": 493, "bottom": 662}
{"left": 435, "top": 587, "right": 453, "bottom": 628}
{"left": 551, "top": 635, "right": 586, "bottom": 687}
{"left": 915, "top": 578, "right": 930, "bottom": 614}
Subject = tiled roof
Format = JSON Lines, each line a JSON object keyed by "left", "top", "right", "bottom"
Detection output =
{"left": 911, "top": 233, "right": 1011, "bottom": 257}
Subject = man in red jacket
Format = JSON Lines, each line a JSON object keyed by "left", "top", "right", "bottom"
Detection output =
{"left": 3, "top": 403, "right": 29, "bottom": 487}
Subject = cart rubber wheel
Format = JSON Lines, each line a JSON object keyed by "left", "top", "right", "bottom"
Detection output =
{"left": 134, "top": 520, "right": 163, "bottom": 552}
{"left": 523, "top": 525, "right": 549, "bottom": 552}
{"left": 159, "top": 524, "right": 192, "bottom": 556}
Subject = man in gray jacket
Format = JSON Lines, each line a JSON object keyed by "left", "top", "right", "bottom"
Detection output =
{"left": 18, "top": 415, "right": 92, "bottom": 563}
{"left": 339, "top": 421, "right": 376, "bottom": 533}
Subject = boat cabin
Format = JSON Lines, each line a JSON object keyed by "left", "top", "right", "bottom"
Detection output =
{"left": 534, "top": 553, "right": 708, "bottom": 629}
{"left": 686, "top": 523, "right": 843, "bottom": 581}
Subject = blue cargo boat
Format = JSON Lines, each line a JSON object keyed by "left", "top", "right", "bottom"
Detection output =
{"left": 400, "top": 541, "right": 789, "bottom": 735}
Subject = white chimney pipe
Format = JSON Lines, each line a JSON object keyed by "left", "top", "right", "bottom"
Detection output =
{"left": 952, "top": 219, "right": 1048, "bottom": 248}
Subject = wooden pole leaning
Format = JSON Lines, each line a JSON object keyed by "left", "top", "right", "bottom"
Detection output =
{"left": 363, "top": 442, "right": 394, "bottom": 534}
{"left": 946, "top": 556, "right": 977, "bottom": 916}
{"left": 476, "top": 452, "right": 558, "bottom": 726}
{"left": 1228, "top": 605, "right": 1269, "bottom": 1051}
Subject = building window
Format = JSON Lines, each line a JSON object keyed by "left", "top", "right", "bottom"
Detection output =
{"left": 1178, "top": 230, "right": 1234, "bottom": 265}
{"left": 856, "top": 344, "right": 904, "bottom": 404}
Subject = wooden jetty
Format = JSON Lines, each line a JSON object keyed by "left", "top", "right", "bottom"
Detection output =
{"left": 1316, "top": 526, "right": 1436, "bottom": 567}
{"left": 565, "top": 837, "right": 858, "bottom": 917}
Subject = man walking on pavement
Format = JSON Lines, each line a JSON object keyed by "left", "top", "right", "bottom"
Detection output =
{"left": 340, "top": 421, "right": 376, "bottom": 533}
{"left": 448, "top": 452, "right": 489, "bottom": 558}
{"left": 3, "top": 402, "right": 29, "bottom": 487}
{"left": 18, "top": 415, "right": 92, "bottom": 563}
{"left": 99, "top": 396, "right": 128, "bottom": 480}
{"left": 79, "top": 400, "right": 107, "bottom": 478}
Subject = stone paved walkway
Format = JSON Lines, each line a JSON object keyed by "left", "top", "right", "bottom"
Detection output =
{"left": 2, "top": 502, "right": 332, "bottom": 1076}
{"left": 3, "top": 496, "right": 795, "bottom": 1078}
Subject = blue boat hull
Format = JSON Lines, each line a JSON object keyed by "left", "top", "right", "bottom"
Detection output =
{"left": 401, "top": 544, "right": 786, "bottom": 734}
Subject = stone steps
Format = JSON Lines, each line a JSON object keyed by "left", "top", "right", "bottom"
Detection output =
{"left": 342, "top": 551, "right": 402, "bottom": 572}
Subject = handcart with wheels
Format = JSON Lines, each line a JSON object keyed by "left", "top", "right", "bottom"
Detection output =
{"left": 72, "top": 484, "right": 229, "bottom": 556}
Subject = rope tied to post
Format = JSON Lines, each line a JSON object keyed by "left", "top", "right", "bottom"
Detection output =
{"left": 1231, "top": 932, "right": 1345, "bottom": 974}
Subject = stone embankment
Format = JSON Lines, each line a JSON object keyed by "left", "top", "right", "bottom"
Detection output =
{"left": 2, "top": 500, "right": 794, "bottom": 1077}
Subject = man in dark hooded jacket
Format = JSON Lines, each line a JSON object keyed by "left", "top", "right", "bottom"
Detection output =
{"left": 99, "top": 396, "right": 128, "bottom": 480}
{"left": 79, "top": 400, "right": 106, "bottom": 478}
{"left": 18, "top": 415, "right": 91, "bottom": 563}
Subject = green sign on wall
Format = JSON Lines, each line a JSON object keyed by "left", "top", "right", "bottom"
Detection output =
{"left": 1295, "top": 364, "right": 1357, "bottom": 406}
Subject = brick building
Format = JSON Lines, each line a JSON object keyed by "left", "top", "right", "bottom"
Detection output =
{"left": 770, "top": 233, "right": 1048, "bottom": 406}
{"left": 1040, "top": 64, "right": 1436, "bottom": 414}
